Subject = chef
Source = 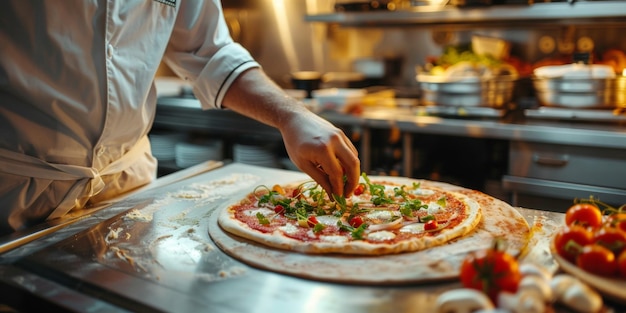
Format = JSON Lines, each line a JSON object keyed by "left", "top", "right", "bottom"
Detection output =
{"left": 0, "top": 0, "right": 360, "bottom": 235}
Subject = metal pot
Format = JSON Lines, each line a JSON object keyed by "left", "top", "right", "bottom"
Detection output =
{"left": 532, "top": 76, "right": 626, "bottom": 109}
{"left": 417, "top": 76, "right": 517, "bottom": 108}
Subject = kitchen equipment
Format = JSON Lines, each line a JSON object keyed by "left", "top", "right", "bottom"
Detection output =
{"left": 290, "top": 71, "right": 322, "bottom": 99}
{"left": 532, "top": 75, "right": 626, "bottom": 109}
{"left": 417, "top": 75, "right": 517, "bottom": 108}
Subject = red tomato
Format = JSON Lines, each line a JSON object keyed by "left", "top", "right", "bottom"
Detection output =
{"left": 349, "top": 216, "right": 364, "bottom": 228}
{"left": 459, "top": 248, "right": 521, "bottom": 303}
{"left": 607, "top": 213, "right": 626, "bottom": 233}
{"left": 565, "top": 203, "right": 603, "bottom": 230}
{"left": 593, "top": 227, "right": 626, "bottom": 255}
{"left": 424, "top": 220, "right": 438, "bottom": 231}
{"left": 307, "top": 216, "right": 319, "bottom": 228}
{"left": 576, "top": 244, "right": 617, "bottom": 277}
{"left": 274, "top": 204, "right": 285, "bottom": 215}
{"left": 353, "top": 184, "right": 365, "bottom": 196}
{"left": 617, "top": 249, "right": 626, "bottom": 278}
{"left": 553, "top": 225, "right": 593, "bottom": 262}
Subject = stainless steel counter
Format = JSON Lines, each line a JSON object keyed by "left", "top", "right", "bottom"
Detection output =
{"left": 2, "top": 163, "right": 620, "bottom": 313}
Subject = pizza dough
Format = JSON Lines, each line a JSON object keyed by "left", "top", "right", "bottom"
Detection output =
{"left": 209, "top": 176, "right": 532, "bottom": 284}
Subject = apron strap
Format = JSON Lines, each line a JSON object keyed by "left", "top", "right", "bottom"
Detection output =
{"left": 0, "top": 136, "right": 151, "bottom": 219}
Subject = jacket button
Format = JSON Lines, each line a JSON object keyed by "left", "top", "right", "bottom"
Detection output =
{"left": 107, "top": 44, "right": 114, "bottom": 59}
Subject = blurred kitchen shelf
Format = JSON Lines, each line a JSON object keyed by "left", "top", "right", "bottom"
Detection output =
{"left": 305, "top": 1, "right": 626, "bottom": 26}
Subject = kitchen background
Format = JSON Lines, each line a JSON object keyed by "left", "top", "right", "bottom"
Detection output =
{"left": 152, "top": 0, "right": 626, "bottom": 211}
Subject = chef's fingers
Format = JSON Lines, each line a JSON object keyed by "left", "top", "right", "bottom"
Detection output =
{"left": 310, "top": 134, "right": 360, "bottom": 198}
{"left": 337, "top": 135, "right": 360, "bottom": 197}
{"left": 300, "top": 161, "right": 334, "bottom": 198}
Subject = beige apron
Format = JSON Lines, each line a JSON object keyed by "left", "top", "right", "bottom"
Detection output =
{"left": 0, "top": 136, "right": 151, "bottom": 220}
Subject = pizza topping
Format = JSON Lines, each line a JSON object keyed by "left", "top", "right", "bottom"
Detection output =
{"left": 228, "top": 173, "right": 476, "bottom": 249}
{"left": 337, "top": 221, "right": 368, "bottom": 240}
{"left": 320, "top": 235, "right": 349, "bottom": 243}
{"left": 256, "top": 212, "right": 270, "bottom": 225}
{"left": 367, "top": 231, "right": 396, "bottom": 241}
{"left": 274, "top": 204, "right": 285, "bottom": 215}
{"left": 348, "top": 216, "right": 364, "bottom": 228}
{"left": 353, "top": 183, "right": 366, "bottom": 196}
{"left": 279, "top": 223, "right": 299, "bottom": 235}
{"left": 245, "top": 208, "right": 274, "bottom": 217}
{"left": 316, "top": 215, "right": 341, "bottom": 226}
{"left": 424, "top": 220, "right": 439, "bottom": 231}
{"left": 367, "top": 216, "right": 403, "bottom": 232}
{"left": 410, "top": 188, "right": 435, "bottom": 196}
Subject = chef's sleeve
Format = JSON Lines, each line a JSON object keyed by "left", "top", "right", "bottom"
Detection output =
{"left": 162, "top": 0, "right": 260, "bottom": 109}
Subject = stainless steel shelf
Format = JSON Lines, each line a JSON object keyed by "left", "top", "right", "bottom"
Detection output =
{"left": 305, "top": 1, "right": 626, "bottom": 26}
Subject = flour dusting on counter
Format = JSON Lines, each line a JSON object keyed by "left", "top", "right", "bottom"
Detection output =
{"left": 95, "top": 173, "right": 262, "bottom": 281}
{"left": 124, "top": 208, "right": 154, "bottom": 222}
{"left": 170, "top": 173, "right": 260, "bottom": 202}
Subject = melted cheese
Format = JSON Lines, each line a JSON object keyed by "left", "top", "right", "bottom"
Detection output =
{"left": 321, "top": 235, "right": 349, "bottom": 243}
{"left": 427, "top": 202, "right": 443, "bottom": 214}
{"left": 366, "top": 210, "right": 394, "bottom": 221}
{"left": 411, "top": 188, "right": 435, "bottom": 196}
{"left": 316, "top": 215, "right": 340, "bottom": 226}
{"left": 279, "top": 223, "right": 299, "bottom": 235}
{"left": 367, "top": 230, "right": 396, "bottom": 241}
{"left": 400, "top": 223, "right": 425, "bottom": 234}
{"left": 244, "top": 208, "right": 274, "bottom": 217}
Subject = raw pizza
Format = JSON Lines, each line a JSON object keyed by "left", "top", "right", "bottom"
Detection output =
{"left": 217, "top": 174, "right": 482, "bottom": 255}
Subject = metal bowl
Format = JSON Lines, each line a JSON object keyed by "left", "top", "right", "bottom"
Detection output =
{"left": 532, "top": 76, "right": 626, "bottom": 109}
{"left": 417, "top": 76, "right": 517, "bottom": 108}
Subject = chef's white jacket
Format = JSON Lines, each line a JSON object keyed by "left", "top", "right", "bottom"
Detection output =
{"left": 0, "top": 0, "right": 259, "bottom": 233}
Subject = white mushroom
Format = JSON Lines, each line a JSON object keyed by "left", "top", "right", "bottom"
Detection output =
{"left": 518, "top": 275, "right": 553, "bottom": 302}
{"left": 550, "top": 274, "right": 603, "bottom": 313}
{"left": 561, "top": 281, "right": 603, "bottom": 313}
{"left": 550, "top": 274, "right": 579, "bottom": 300}
{"left": 435, "top": 288, "right": 495, "bottom": 313}
{"left": 497, "top": 289, "right": 546, "bottom": 313}
{"left": 519, "top": 263, "right": 553, "bottom": 283}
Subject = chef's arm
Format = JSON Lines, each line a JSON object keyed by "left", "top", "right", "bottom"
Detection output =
{"left": 221, "top": 67, "right": 360, "bottom": 198}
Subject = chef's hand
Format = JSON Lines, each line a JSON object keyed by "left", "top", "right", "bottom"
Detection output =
{"left": 279, "top": 110, "right": 360, "bottom": 198}
{"left": 219, "top": 67, "right": 360, "bottom": 197}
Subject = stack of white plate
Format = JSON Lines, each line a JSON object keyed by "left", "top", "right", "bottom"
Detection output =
{"left": 233, "top": 143, "right": 280, "bottom": 168}
{"left": 175, "top": 140, "right": 223, "bottom": 168}
{"left": 149, "top": 133, "right": 185, "bottom": 162}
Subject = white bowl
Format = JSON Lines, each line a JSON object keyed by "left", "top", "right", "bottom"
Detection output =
{"left": 311, "top": 88, "right": 365, "bottom": 112}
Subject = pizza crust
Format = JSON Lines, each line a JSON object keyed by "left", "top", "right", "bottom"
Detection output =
{"left": 217, "top": 179, "right": 482, "bottom": 255}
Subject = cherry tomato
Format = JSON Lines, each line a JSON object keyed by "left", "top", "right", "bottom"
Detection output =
{"left": 424, "top": 220, "right": 438, "bottom": 231}
{"left": 307, "top": 216, "right": 319, "bottom": 228}
{"left": 576, "top": 244, "right": 617, "bottom": 277}
{"left": 274, "top": 204, "right": 285, "bottom": 215}
{"left": 565, "top": 203, "right": 602, "bottom": 230}
{"left": 553, "top": 225, "right": 593, "bottom": 262}
{"left": 593, "top": 227, "right": 626, "bottom": 255}
{"left": 607, "top": 213, "right": 626, "bottom": 233}
{"left": 617, "top": 249, "right": 626, "bottom": 278}
{"left": 349, "top": 216, "right": 364, "bottom": 228}
{"left": 353, "top": 183, "right": 366, "bottom": 196}
{"left": 459, "top": 248, "right": 521, "bottom": 303}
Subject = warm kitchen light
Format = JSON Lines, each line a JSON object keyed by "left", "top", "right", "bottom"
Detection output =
{"left": 272, "top": 0, "right": 298, "bottom": 70}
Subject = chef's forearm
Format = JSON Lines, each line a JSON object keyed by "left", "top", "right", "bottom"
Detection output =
{"left": 221, "top": 67, "right": 310, "bottom": 130}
